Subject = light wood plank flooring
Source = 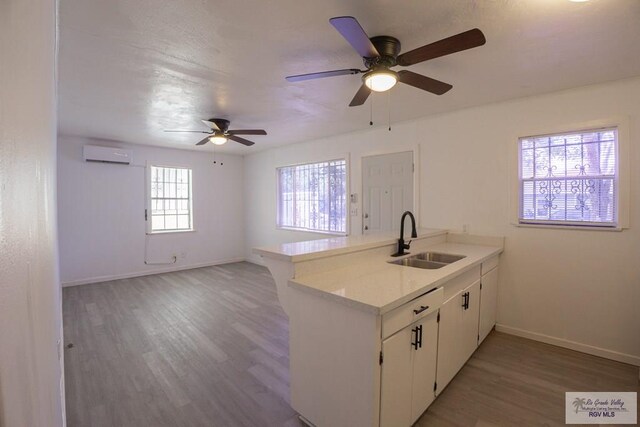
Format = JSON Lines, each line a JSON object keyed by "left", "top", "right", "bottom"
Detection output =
{"left": 64, "top": 263, "right": 298, "bottom": 427}
{"left": 63, "top": 262, "right": 638, "bottom": 427}
{"left": 417, "top": 332, "right": 639, "bottom": 426}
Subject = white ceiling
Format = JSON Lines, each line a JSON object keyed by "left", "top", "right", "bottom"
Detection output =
{"left": 58, "top": 0, "right": 640, "bottom": 154}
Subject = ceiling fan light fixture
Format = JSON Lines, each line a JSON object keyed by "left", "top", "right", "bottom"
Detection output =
{"left": 209, "top": 135, "right": 228, "bottom": 145}
{"left": 364, "top": 69, "right": 398, "bottom": 92}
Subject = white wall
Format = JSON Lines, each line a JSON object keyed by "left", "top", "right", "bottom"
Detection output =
{"left": 58, "top": 136, "right": 245, "bottom": 286}
{"left": 0, "top": 0, "right": 65, "bottom": 425}
{"left": 245, "top": 76, "right": 640, "bottom": 365}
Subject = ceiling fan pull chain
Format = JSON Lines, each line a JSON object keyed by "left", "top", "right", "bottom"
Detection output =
{"left": 388, "top": 90, "right": 391, "bottom": 131}
{"left": 370, "top": 95, "right": 373, "bottom": 126}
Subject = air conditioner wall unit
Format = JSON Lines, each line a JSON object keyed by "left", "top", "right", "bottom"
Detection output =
{"left": 83, "top": 145, "right": 132, "bottom": 165}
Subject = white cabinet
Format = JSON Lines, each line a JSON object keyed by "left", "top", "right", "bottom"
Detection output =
{"left": 410, "top": 313, "right": 439, "bottom": 423}
{"left": 380, "top": 311, "right": 438, "bottom": 427}
{"left": 380, "top": 325, "right": 412, "bottom": 427}
{"left": 478, "top": 265, "right": 498, "bottom": 344}
{"left": 284, "top": 249, "right": 501, "bottom": 427}
{"left": 435, "top": 279, "right": 481, "bottom": 395}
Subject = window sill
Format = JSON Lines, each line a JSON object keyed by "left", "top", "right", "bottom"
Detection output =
{"left": 276, "top": 226, "right": 348, "bottom": 236}
{"left": 146, "top": 229, "right": 196, "bottom": 235}
{"left": 512, "top": 222, "right": 622, "bottom": 232}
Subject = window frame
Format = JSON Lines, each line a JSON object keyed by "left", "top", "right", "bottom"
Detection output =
{"left": 510, "top": 117, "right": 630, "bottom": 231}
{"left": 275, "top": 156, "right": 350, "bottom": 236}
{"left": 146, "top": 163, "right": 194, "bottom": 234}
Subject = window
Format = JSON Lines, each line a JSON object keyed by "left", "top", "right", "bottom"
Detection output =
{"left": 277, "top": 159, "right": 347, "bottom": 234}
{"left": 148, "top": 165, "right": 193, "bottom": 232}
{"left": 518, "top": 127, "right": 618, "bottom": 228}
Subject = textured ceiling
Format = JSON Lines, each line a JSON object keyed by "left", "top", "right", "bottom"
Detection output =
{"left": 58, "top": 0, "right": 640, "bottom": 154}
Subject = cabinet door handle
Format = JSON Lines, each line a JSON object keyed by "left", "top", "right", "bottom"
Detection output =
{"left": 466, "top": 292, "right": 470, "bottom": 310}
{"left": 411, "top": 326, "right": 419, "bottom": 350}
{"left": 413, "top": 305, "right": 429, "bottom": 315}
{"left": 418, "top": 324, "right": 423, "bottom": 349}
{"left": 461, "top": 292, "right": 469, "bottom": 310}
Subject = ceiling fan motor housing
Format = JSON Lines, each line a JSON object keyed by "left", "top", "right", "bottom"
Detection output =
{"left": 365, "top": 36, "right": 401, "bottom": 69}
{"left": 209, "top": 118, "right": 231, "bottom": 133}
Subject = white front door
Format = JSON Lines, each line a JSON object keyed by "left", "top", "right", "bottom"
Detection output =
{"left": 362, "top": 151, "right": 414, "bottom": 234}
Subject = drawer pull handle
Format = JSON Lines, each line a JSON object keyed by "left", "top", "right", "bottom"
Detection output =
{"left": 413, "top": 305, "right": 429, "bottom": 315}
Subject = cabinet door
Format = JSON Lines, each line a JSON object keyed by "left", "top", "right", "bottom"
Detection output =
{"left": 435, "top": 279, "right": 481, "bottom": 395}
{"left": 410, "top": 312, "right": 438, "bottom": 424}
{"left": 479, "top": 266, "right": 498, "bottom": 344}
{"left": 462, "top": 280, "right": 481, "bottom": 360}
{"left": 380, "top": 326, "right": 413, "bottom": 427}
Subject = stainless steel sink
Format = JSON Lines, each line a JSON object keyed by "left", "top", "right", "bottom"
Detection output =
{"left": 388, "top": 252, "right": 466, "bottom": 270}
{"left": 412, "top": 252, "right": 466, "bottom": 264}
{"left": 389, "top": 258, "right": 448, "bottom": 269}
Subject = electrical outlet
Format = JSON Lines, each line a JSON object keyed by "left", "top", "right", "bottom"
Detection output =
{"left": 350, "top": 207, "right": 358, "bottom": 216}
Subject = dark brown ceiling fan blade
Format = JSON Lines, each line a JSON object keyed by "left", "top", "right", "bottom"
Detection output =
{"left": 349, "top": 84, "right": 372, "bottom": 107}
{"left": 228, "top": 135, "right": 255, "bottom": 146}
{"left": 286, "top": 69, "right": 362, "bottom": 82}
{"left": 397, "top": 28, "right": 486, "bottom": 66}
{"left": 164, "top": 130, "right": 211, "bottom": 133}
{"left": 195, "top": 136, "right": 210, "bottom": 146}
{"left": 228, "top": 129, "right": 267, "bottom": 135}
{"left": 201, "top": 120, "right": 220, "bottom": 130}
{"left": 329, "top": 16, "right": 380, "bottom": 58}
{"left": 398, "top": 70, "right": 452, "bottom": 95}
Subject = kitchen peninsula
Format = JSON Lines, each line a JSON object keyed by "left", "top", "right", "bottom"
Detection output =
{"left": 254, "top": 229, "right": 503, "bottom": 427}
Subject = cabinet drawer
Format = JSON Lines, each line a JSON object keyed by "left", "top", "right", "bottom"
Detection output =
{"left": 441, "top": 265, "right": 481, "bottom": 303}
{"left": 481, "top": 255, "right": 499, "bottom": 275}
{"left": 382, "top": 287, "right": 443, "bottom": 339}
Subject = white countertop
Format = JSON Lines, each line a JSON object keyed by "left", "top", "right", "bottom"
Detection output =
{"left": 288, "top": 242, "right": 502, "bottom": 315}
{"left": 253, "top": 228, "right": 447, "bottom": 262}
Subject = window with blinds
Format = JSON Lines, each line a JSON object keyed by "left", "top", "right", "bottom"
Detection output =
{"left": 277, "top": 159, "right": 347, "bottom": 234}
{"left": 149, "top": 165, "right": 193, "bottom": 232}
{"left": 519, "top": 127, "right": 618, "bottom": 227}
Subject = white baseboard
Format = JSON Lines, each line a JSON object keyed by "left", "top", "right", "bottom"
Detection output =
{"left": 61, "top": 257, "right": 246, "bottom": 287}
{"left": 245, "top": 255, "right": 265, "bottom": 266}
{"left": 495, "top": 324, "right": 640, "bottom": 367}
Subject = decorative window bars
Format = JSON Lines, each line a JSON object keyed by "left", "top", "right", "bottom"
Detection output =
{"left": 149, "top": 166, "right": 193, "bottom": 232}
{"left": 519, "top": 128, "right": 617, "bottom": 227}
{"left": 277, "top": 159, "right": 347, "bottom": 233}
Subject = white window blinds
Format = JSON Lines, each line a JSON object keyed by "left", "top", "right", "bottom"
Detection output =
{"left": 277, "top": 159, "right": 347, "bottom": 234}
{"left": 519, "top": 128, "right": 618, "bottom": 227}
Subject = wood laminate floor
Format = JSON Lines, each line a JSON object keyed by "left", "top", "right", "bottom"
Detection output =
{"left": 63, "top": 262, "right": 639, "bottom": 427}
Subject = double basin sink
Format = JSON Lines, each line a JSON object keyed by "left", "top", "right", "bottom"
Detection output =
{"left": 389, "top": 252, "right": 466, "bottom": 270}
